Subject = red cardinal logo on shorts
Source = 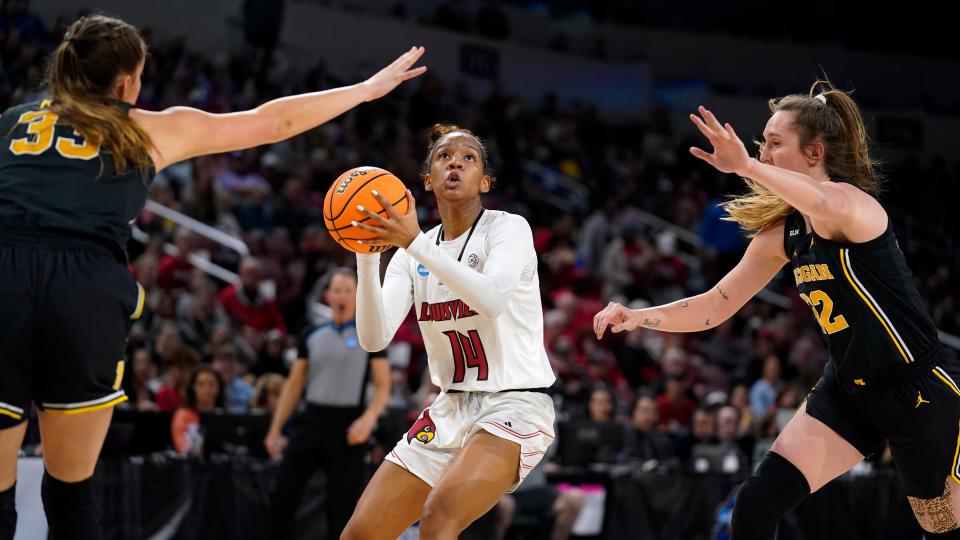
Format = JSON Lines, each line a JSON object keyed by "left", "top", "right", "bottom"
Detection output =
{"left": 406, "top": 409, "right": 437, "bottom": 444}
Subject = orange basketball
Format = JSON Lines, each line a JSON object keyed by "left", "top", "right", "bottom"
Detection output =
{"left": 323, "top": 166, "right": 409, "bottom": 254}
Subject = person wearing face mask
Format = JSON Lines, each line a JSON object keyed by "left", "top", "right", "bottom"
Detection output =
{"left": 264, "top": 268, "right": 389, "bottom": 540}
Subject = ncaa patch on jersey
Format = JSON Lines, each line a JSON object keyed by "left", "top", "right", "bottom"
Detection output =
{"left": 417, "top": 264, "right": 430, "bottom": 277}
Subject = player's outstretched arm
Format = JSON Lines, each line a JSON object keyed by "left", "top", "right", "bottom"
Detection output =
{"left": 688, "top": 105, "right": 886, "bottom": 240}
{"left": 594, "top": 222, "right": 788, "bottom": 338}
{"left": 133, "top": 47, "right": 426, "bottom": 171}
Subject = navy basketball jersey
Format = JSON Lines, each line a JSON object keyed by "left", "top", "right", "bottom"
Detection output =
{"left": 0, "top": 99, "right": 152, "bottom": 259}
{"left": 783, "top": 206, "right": 941, "bottom": 385}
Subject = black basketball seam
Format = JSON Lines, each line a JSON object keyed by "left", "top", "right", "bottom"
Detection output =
{"left": 328, "top": 193, "right": 408, "bottom": 232}
{"left": 327, "top": 176, "right": 347, "bottom": 246}
{"left": 328, "top": 171, "right": 389, "bottom": 222}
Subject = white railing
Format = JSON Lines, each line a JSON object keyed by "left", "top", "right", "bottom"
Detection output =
{"left": 145, "top": 201, "right": 250, "bottom": 257}
{"left": 134, "top": 201, "right": 249, "bottom": 284}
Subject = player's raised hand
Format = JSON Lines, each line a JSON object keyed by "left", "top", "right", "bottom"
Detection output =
{"left": 362, "top": 46, "right": 427, "bottom": 101}
{"left": 594, "top": 301, "right": 642, "bottom": 339}
{"left": 353, "top": 189, "right": 421, "bottom": 249}
{"left": 689, "top": 106, "right": 751, "bottom": 177}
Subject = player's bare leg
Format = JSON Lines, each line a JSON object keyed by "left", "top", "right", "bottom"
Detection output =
{"left": 0, "top": 423, "right": 27, "bottom": 492}
{"left": 770, "top": 401, "right": 865, "bottom": 491}
{"left": 418, "top": 431, "right": 521, "bottom": 540}
{"left": 732, "top": 401, "right": 864, "bottom": 539}
{"left": 341, "top": 461, "right": 431, "bottom": 540}
{"left": 0, "top": 422, "right": 28, "bottom": 537}
{"left": 907, "top": 477, "right": 960, "bottom": 536}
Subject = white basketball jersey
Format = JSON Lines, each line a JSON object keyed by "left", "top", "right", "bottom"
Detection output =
{"left": 356, "top": 210, "right": 555, "bottom": 392}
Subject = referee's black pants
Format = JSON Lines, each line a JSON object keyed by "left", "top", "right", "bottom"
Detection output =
{"left": 268, "top": 404, "right": 365, "bottom": 540}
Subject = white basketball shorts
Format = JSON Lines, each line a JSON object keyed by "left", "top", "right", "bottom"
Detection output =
{"left": 385, "top": 389, "right": 556, "bottom": 492}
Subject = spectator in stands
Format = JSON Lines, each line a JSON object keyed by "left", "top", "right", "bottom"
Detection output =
{"left": 177, "top": 279, "right": 230, "bottom": 348}
{"left": 559, "top": 386, "right": 625, "bottom": 465}
{"left": 154, "top": 345, "right": 200, "bottom": 412}
{"left": 676, "top": 407, "right": 718, "bottom": 461}
{"left": 698, "top": 195, "right": 746, "bottom": 283}
{"left": 218, "top": 256, "right": 288, "bottom": 333}
{"left": 624, "top": 395, "right": 674, "bottom": 464}
{"left": 125, "top": 348, "right": 159, "bottom": 411}
{"left": 656, "top": 373, "right": 695, "bottom": 432}
{"left": 157, "top": 228, "right": 196, "bottom": 291}
{"left": 749, "top": 355, "right": 782, "bottom": 420}
{"left": 729, "top": 383, "right": 755, "bottom": 438}
{"left": 716, "top": 406, "right": 750, "bottom": 473}
{"left": 252, "top": 328, "right": 290, "bottom": 377}
{"left": 211, "top": 344, "right": 255, "bottom": 412}
{"left": 171, "top": 364, "right": 225, "bottom": 455}
{"left": 252, "top": 373, "right": 285, "bottom": 413}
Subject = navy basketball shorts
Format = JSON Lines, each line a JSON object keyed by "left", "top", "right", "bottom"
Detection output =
{"left": 806, "top": 348, "right": 960, "bottom": 499}
{"left": 0, "top": 234, "right": 141, "bottom": 427}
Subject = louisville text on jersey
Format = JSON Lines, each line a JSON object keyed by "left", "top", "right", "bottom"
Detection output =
{"left": 418, "top": 300, "right": 479, "bottom": 322}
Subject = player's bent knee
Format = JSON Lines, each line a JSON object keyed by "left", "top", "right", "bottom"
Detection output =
{"left": 731, "top": 452, "right": 810, "bottom": 540}
{"left": 419, "top": 495, "right": 466, "bottom": 537}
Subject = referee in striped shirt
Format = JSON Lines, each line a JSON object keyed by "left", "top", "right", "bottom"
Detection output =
{"left": 265, "top": 268, "right": 390, "bottom": 539}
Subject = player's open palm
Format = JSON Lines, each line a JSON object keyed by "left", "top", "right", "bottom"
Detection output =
{"left": 354, "top": 189, "right": 422, "bottom": 249}
{"left": 362, "top": 46, "right": 427, "bottom": 101}
{"left": 689, "top": 106, "right": 751, "bottom": 176}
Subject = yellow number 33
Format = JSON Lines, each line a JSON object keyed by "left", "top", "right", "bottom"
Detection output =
{"left": 9, "top": 110, "right": 99, "bottom": 160}
{"left": 799, "top": 290, "right": 849, "bottom": 335}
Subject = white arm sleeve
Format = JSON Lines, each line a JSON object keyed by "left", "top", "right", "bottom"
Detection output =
{"left": 355, "top": 251, "right": 414, "bottom": 352}
{"left": 405, "top": 214, "right": 533, "bottom": 319}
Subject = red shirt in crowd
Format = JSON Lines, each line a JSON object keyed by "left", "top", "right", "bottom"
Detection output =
{"left": 157, "top": 255, "right": 194, "bottom": 291}
{"left": 218, "top": 284, "right": 287, "bottom": 333}
{"left": 656, "top": 393, "right": 696, "bottom": 431}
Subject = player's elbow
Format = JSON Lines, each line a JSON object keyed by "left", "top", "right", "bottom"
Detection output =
{"left": 472, "top": 297, "right": 509, "bottom": 319}
{"left": 357, "top": 333, "right": 388, "bottom": 353}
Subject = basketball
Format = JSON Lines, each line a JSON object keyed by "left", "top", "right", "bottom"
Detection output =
{"left": 323, "top": 166, "right": 409, "bottom": 254}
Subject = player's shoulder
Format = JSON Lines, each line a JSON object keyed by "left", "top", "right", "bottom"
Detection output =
{"left": 484, "top": 209, "right": 532, "bottom": 233}
{"left": 0, "top": 99, "right": 46, "bottom": 131}
{"left": 2, "top": 99, "right": 45, "bottom": 116}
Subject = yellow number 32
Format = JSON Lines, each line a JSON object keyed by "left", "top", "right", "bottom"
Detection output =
{"left": 9, "top": 110, "right": 99, "bottom": 160}
{"left": 799, "top": 290, "right": 849, "bottom": 335}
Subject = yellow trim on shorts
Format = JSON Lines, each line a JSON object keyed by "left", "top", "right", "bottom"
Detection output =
{"left": 931, "top": 368, "right": 960, "bottom": 485}
{"left": 933, "top": 368, "right": 960, "bottom": 397}
{"left": 43, "top": 395, "right": 128, "bottom": 415}
{"left": 113, "top": 360, "right": 125, "bottom": 391}
{"left": 0, "top": 408, "right": 22, "bottom": 421}
{"left": 839, "top": 248, "right": 911, "bottom": 364}
{"left": 131, "top": 282, "right": 145, "bottom": 320}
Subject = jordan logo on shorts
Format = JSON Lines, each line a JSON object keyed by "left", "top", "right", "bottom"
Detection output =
{"left": 407, "top": 409, "right": 437, "bottom": 444}
{"left": 916, "top": 391, "right": 930, "bottom": 408}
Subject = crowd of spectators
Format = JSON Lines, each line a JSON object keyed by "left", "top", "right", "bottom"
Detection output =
{"left": 2, "top": 1, "right": 957, "bottom": 481}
